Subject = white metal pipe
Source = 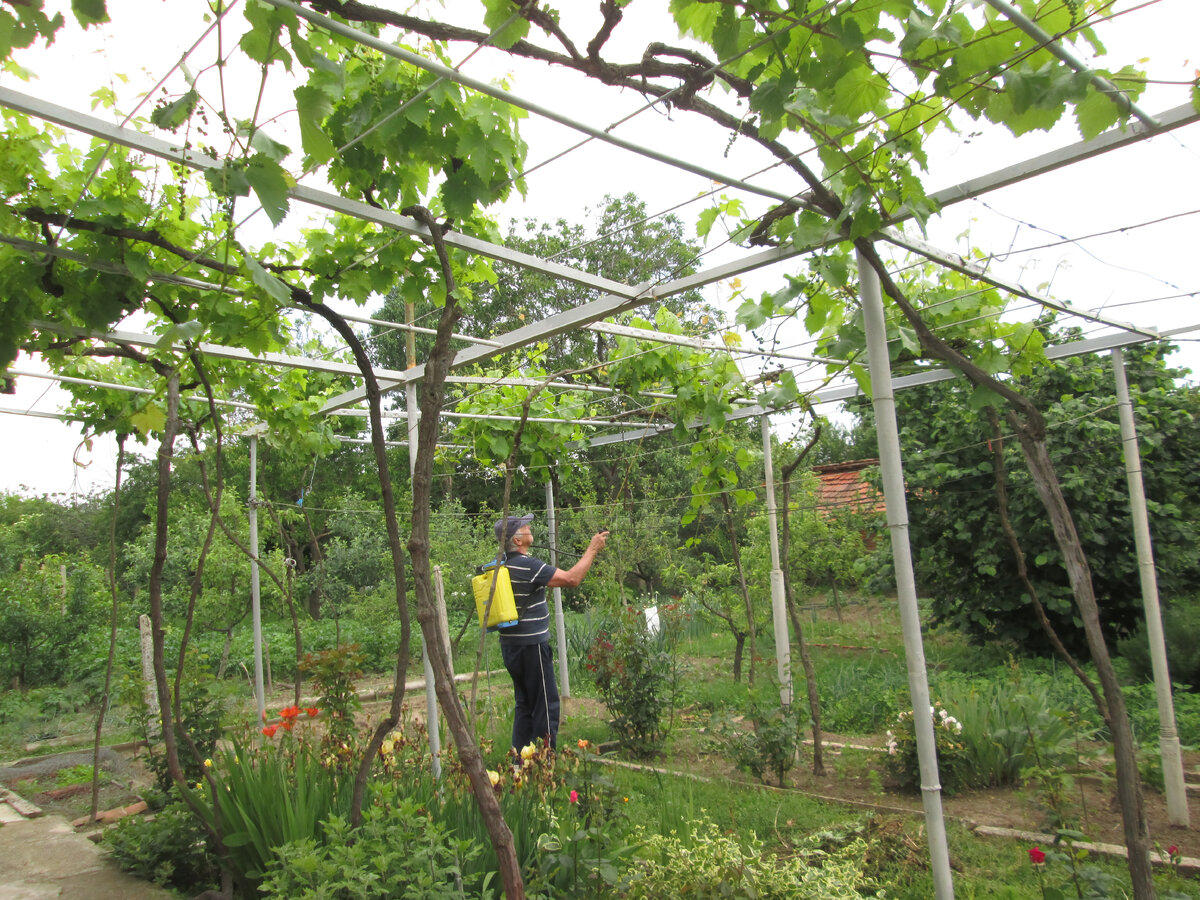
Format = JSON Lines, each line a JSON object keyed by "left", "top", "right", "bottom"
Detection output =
{"left": 1111, "top": 348, "right": 1188, "bottom": 826}
{"left": 265, "top": 0, "right": 798, "bottom": 205}
{"left": 249, "top": 435, "right": 266, "bottom": 722}
{"left": 6, "top": 368, "right": 257, "bottom": 410}
{"left": 857, "top": 247, "right": 955, "bottom": 900}
{"left": 761, "top": 415, "right": 792, "bottom": 707}
{"left": 546, "top": 479, "right": 570, "bottom": 698}
{"left": 586, "top": 321, "right": 845, "bottom": 365}
{"left": 982, "top": 0, "right": 1159, "bottom": 128}
{"left": 337, "top": 311, "right": 504, "bottom": 348}
{"left": 408, "top": 381, "right": 442, "bottom": 779}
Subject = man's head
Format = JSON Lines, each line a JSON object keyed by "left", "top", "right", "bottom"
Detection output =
{"left": 495, "top": 513, "right": 535, "bottom": 553}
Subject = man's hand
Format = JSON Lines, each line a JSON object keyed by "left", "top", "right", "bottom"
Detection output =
{"left": 550, "top": 531, "right": 609, "bottom": 588}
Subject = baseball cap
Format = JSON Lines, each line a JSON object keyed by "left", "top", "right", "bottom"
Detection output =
{"left": 494, "top": 513, "right": 535, "bottom": 543}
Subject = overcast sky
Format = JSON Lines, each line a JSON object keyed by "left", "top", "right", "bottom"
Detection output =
{"left": 2, "top": 0, "right": 1198, "bottom": 497}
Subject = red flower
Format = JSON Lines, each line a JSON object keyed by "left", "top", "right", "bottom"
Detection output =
{"left": 262, "top": 725, "right": 278, "bottom": 737}
{"left": 1028, "top": 846, "right": 1046, "bottom": 865}
{"left": 305, "top": 707, "right": 319, "bottom": 717}
{"left": 1169, "top": 845, "right": 1179, "bottom": 856}
{"left": 569, "top": 790, "right": 579, "bottom": 804}
{"left": 280, "top": 720, "right": 295, "bottom": 732}
{"left": 279, "top": 706, "right": 300, "bottom": 719}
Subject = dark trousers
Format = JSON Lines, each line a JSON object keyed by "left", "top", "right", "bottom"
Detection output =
{"left": 500, "top": 640, "right": 560, "bottom": 752}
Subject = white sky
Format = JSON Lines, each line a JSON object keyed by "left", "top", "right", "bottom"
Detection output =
{"left": 2, "top": 0, "right": 1198, "bottom": 497}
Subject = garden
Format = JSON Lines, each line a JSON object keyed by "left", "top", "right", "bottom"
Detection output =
{"left": 3, "top": 0, "right": 1200, "bottom": 898}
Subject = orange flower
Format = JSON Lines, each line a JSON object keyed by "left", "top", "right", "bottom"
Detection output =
{"left": 262, "top": 725, "right": 278, "bottom": 737}
{"left": 305, "top": 707, "right": 319, "bottom": 717}
{"left": 279, "top": 706, "right": 300, "bottom": 719}
{"left": 280, "top": 720, "right": 295, "bottom": 732}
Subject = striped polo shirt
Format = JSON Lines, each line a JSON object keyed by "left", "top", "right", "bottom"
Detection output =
{"left": 497, "top": 552, "right": 557, "bottom": 647}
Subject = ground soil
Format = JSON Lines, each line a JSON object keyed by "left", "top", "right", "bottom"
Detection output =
{"left": 560, "top": 690, "right": 1199, "bottom": 854}
{"left": 0, "top": 747, "right": 148, "bottom": 823}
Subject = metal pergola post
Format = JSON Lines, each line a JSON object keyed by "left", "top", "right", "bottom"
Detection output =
{"left": 249, "top": 433, "right": 266, "bottom": 722}
{"left": 546, "top": 478, "right": 570, "bottom": 698}
{"left": 857, "top": 247, "right": 955, "bottom": 900}
{"left": 408, "top": 381, "right": 443, "bottom": 779}
{"left": 1111, "top": 348, "right": 1189, "bottom": 827}
{"left": 761, "top": 415, "right": 792, "bottom": 707}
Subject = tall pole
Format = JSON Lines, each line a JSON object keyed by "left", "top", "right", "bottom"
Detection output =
{"left": 546, "top": 478, "right": 570, "bottom": 697}
{"left": 408, "top": 380, "right": 442, "bottom": 779}
{"left": 857, "top": 248, "right": 955, "bottom": 900}
{"left": 249, "top": 433, "right": 266, "bottom": 722}
{"left": 761, "top": 415, "right": 792, "bottom": 707}
{"left": 1112, "top": 348, "right": 1188, "bottom": 826}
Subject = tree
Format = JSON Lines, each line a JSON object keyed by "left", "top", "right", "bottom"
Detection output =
{"left": 2, "top": 0, "right": 1185, "bottom": 893}
{"left": 0, "top": 553, "right": 108, "bottom": 688}
{"left": 861, "top": 336, "right": 1200, "bottom": 654}
{"left": 370, "top": 192, "right": 722, "bottom": 376}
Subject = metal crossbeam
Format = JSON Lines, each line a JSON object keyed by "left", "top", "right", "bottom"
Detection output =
{"left": 0, "top": 87, "right": 643, "bottom": 301}
{"left": 580, "top": 327, "right": 1166, "bottom": 447}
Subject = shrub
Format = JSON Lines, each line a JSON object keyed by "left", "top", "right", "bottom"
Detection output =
{"left": 621, "top": 818, "right": 879, "bottom": 899}
{"left": 728, "top": 700, "right": 806, "bottom": 786}
{"left": 103, "top": 802, "right": 220, "bottom": 892}
{"left": 300, "top": 643, "right": 365, "bottom": 758}
{"left": 1123, "top": 680, "right": 1200, "bottom": 747}
{"left": 1118, "top": 595, "right": 1200, "bottom": 690}
{"left": 934, "top": 677, "right": 1083, "bottom": 790}
{"left": 585, "top": 606, "right": 672, "bottom": 758}
{"left": 259, "top": 786, "right": 487, "bottom": 900}
{"left": 192, "top": 731, "right": 354, "bottom": 893}
{"left": 135, "top": 655, "right": 228, "bottom": 796}
{"left": 884, "top": 702, "right": 971, "bottom": 795}
{"left": 817, "top": 656, "right": 905, "bottom": 734}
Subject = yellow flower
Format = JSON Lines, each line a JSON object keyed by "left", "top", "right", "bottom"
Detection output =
{"left": 203, "top": 758, "right": 213, "bottom": 768}
{"left": 520, "top": 743, "right": 537, "bottom": 761}
{"left": 381, "top": 740, "right": 394, "bottom": 755}
{"left": 487, "top": 769, "right": 500, "bottom": 787}
{"left": 194, "top": 781, "right": 204, "bottom": 792}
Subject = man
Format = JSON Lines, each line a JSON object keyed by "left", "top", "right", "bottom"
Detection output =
{"left": 494, "top": 513, "right": 608, "bottom": 753}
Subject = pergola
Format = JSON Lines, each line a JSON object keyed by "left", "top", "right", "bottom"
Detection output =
{"left": 1, "top": 2, "right": 1198, "bottom": 896}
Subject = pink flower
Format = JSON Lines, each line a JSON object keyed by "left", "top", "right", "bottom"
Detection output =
{"left": 569, "top": 790, "right": 579, "bottom": 804}
{"left": 1028, "top": 846, "right": 1045, "bottom": 865}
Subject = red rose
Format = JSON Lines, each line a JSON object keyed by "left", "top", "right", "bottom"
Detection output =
{"left": 1028, "top": 846, "right": 1045, "bottom": 865}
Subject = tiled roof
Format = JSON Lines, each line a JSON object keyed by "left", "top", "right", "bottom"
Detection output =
{"left": 813, "top": 459, "right": 885, "bottom": 515}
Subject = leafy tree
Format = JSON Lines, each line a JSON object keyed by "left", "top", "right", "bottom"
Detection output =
{"left": 371, "top": 192, "right": 722, "bottom": 376}
{"left": 0, "top": 553, "right": 108, "bottom": 687}
{"left": 860, "top": 337, "right": 1200, "bottom": 655}
{"left": 2, "top": 0, "right": 1186, "bottom": 893}
{"left": 0, "top": 491, "right": 109, "bottom": 572}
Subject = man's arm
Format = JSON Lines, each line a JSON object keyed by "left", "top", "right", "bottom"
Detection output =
{"left": 547, "top": 531, "right": 608, "bottom": 588}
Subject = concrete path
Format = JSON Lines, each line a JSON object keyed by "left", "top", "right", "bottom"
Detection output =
{"left": 0, "top": 815, "right": 176, "bottom": 900}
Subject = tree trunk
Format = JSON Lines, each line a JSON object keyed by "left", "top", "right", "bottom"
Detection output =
{"left": 732, "top": 631, "right": 745, "bottom": 683}
{"left": 779, "top": 425, "right": 826, "bottom": 776}
{"left": 855, "top": 238, "right": 1155, "bottom": 898}
{"left": 720, "top": 491, "right": 756, "bottom": 686}
{"left": 402, "top": 206, "right": 526, "bottom": 899}
{"left": 91, "top": 435, "right": 126, "bottom": 822}
{"left": 147, "top": 375, "right": 184, "bottom": 788}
